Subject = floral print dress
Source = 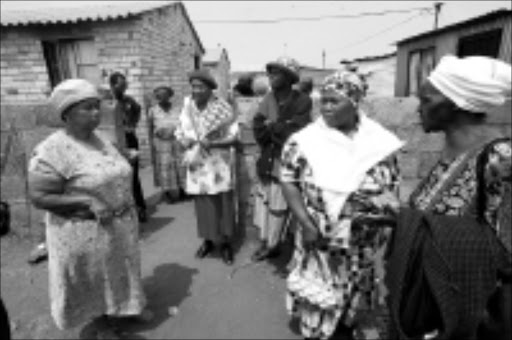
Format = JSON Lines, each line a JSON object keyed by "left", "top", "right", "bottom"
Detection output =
{"left": 280, "top": 139, "right": 399, "bottom": 340}
{"left": 409, "top": 139, "right": 512, "bottom": 254}
{"left": 175, "top": 96, "right": 238, "bottom": 195}
{"left": 28, "top": 130, "right": 146, "bottom": 330}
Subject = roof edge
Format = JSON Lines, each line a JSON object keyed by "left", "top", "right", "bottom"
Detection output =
{"left": 176, "top": 1, "right": 205, "bottom": 54}
{"left": 396, "top": 9, "right": 512, "bottom": 45}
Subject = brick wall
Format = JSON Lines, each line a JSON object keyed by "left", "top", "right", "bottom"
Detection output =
{"left": 137, "top": 4, "right": 203, "bottom": 165}
{"left": 0, "top": 29, "right": 51, "bottom": 105}
{"left": 0, "top": 4, "right": 203, "bottom": 167}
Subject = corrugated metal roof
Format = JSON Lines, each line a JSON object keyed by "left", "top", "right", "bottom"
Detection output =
{"left": 1, "top": 1, "right": 177, "bottom": 26}
{"left": 396, "top": 9, "right": 512, "bottom": 45}
{"left": 202, "top": 48, "right": 225, "bottom": 64}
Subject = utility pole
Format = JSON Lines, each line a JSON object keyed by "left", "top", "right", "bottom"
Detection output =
{"left": 434, "top": 2, "right": 444, "bottom": 30}
{"left": 322, "top": 49, "right": 326, "bottom": 69}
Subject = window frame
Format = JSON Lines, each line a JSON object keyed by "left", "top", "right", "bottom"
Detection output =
{"left": 41, "top": 37, "right": 99, "bottom": 88}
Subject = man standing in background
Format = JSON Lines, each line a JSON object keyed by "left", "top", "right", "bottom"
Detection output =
{"left": 110, "top": 72, "right": 148, "bottom": 223}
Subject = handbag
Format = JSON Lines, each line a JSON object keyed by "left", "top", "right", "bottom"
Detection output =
{"left": 287, "top": 248, "right": 341, "bottom": 309}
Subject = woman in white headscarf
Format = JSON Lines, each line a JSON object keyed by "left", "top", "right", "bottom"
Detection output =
{"left": 28, "top": 79, "right": 150, "bottom": 339}
{"left": 406, "top": 55, "right": 511, "bottom": 340}
{"left": 281, "top": 69, "right": 403, "bottom": 340}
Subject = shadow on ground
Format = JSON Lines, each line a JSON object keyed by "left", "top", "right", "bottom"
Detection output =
{"left": 139, "top": 217, "right": 175, "bottom": 240}
{"left": 108, "top": 263, "right": 199, "bottom": 339}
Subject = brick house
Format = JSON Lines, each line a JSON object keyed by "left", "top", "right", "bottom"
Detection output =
{"left": 202, "top": 47, "right": 231, "bottom": 99}
{"left": 0, "top": 1, "right": 204, "bottom": 236}
{"left": 1, "top": 0, "right": 205, "bottom": 164}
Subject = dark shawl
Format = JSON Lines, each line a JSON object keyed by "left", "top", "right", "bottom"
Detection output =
{"left": 385, "top": 208, "right": 506, "bottom": 340}
{"left": 252, "top": 89, "right": 311, "bottom": 182}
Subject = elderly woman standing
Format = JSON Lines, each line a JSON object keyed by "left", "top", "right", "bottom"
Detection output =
{"left": 281, "top": 70, "right": 403, "bottom": 340}
{"left": 387, "top": 55, "right": 511, "bottom": 340}
{"left": 175, "top": 69, "right": 239, "bottom": 265}
{"left": 28, "top": 79, "right": 149, "bottom": 339}
{"left": 251, "top": 56, "right": 312, "bottom": 262}
{"left": 148, "top": 85, "right": 186, "bottom": 203}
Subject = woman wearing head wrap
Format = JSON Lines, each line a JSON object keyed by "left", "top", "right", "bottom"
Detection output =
{"left": 390, "top": 55, "right": 511, "bottom": 340}
{"left": 175, "top": 69, "right": 239, "bottom": 265}
{"left": 28, "top": 79, "right": 150, "bottom": 339}
{"left": 281, "top": 69, "right": 403, "bottom": 340}
{"left": 148, "top": 85, "right": 186, "bottom": 203}
{"left": 251, "top": 56, "right": 312, "bottom": 262}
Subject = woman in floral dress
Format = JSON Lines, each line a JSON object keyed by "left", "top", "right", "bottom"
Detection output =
{"left": 148, "top": 85, "right": 186, "bottom": 203}
{"left": 281, "top": 70, "right": 403, "bottom": 340}
{"left": 28, "top": 79, "right": 149, "bottom": 339}
{"left": 175, "top": 69, "right": 239, "bottom": 265}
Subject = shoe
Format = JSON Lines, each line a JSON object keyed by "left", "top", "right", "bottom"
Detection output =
{"left": 165, "top": 191, "right": 180, "bottom": 204}
{"left": 251, "top": 244, "right": 268, "bottom": 262}
{"left": 221, "top": 244, "right": 234, "bottom": 265}
{"left": 28, "top": 243, "right": 48, "bottom": 264}
{"left": 251, "top": 246, "right": 280, "bottom": 262}
{"left": 195, "top": 240, "right": 214, "bottom": 259}
{"left": 138, "top": 208, "right": 148, "bottom": 223}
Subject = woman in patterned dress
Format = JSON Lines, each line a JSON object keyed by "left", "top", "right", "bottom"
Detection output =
{"left": 148, "top": 85, "right": 186, "bottom": 203}
{"left": 409, "top": 55, "right": 511, "bottom": 340}
{"left": 175, "top": 69, "right": 239, "bottom": 265}
{"left": 280, "top": 70, "right": 404, "bottom": 340}
{"left": 28, "top": 79, "right": 150, "bottom": 339}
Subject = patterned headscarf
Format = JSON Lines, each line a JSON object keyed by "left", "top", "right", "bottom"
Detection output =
{"left": 321, "top": 68, "right": 368, "bottom": 104}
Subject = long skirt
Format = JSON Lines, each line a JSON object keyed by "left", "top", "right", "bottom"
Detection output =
{"left": 252, "top": 180, "right": 289, "bottom": 248}
{"left": 153, "top": 137, "right": 186, "bottom": 192}
{"left": 194, "top": 191, "right": 236, "bottom": 243}
{"left": 46, "top": 209, "right": 146, "bottom": 330}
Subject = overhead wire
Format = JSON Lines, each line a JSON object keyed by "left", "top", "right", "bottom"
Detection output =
{"left": 328, "top": 9, "right": 432, "bottom": 53}
{"left": 194, "top": 6, "right": 432, "bottom": 24}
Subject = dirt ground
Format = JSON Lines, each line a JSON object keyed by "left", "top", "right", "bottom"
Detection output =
{"left": 1, "top": 167, "right": 303, "bottom": 340}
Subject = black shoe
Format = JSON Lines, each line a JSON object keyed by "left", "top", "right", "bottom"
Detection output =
{"left": 221, "top": 244, "right": 234, "bottom": 265}
{"left": 252, "top": 246, "right": 280, "bottom": 262}
{"left": 251, "top": 244, "right": 269, "bottom": 262}
{"left": 165, "top": 191, "right": 180, "bottom": 204}
{"left": 196, "top": 240, "right": 214, "bottom": 259}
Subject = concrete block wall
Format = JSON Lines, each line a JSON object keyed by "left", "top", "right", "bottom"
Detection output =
{"left": 0, "top": 29, "right": 52, "bottom": 105}
{"left": 234, "top": 96, "right": 512, "bottom": 229}
{"left": 0, "top": 103, "right": 60, "bottom": 238}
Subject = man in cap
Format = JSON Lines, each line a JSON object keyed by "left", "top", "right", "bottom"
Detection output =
{"left": 251, "top": 56, "right": 312, "bottom": 262}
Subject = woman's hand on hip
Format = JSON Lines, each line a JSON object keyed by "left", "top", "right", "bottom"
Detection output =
{"left": 89, "top": 199, "right": 114, "bottom": 225}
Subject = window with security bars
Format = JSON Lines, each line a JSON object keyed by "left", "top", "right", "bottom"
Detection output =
{"left": 42, "top": 38, "right": 101, "bottom": 88}
{"left": 406, "top": 46, "right": 436, "bottom": 96}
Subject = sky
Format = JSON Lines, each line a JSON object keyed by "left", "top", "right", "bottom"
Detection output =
{"left": 2, "top": 0, "right": 511, "bottom": 71}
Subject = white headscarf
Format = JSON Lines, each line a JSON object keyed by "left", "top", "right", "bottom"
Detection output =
{"left": 428, "top": 55, "right": 512, "bottom": 113}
